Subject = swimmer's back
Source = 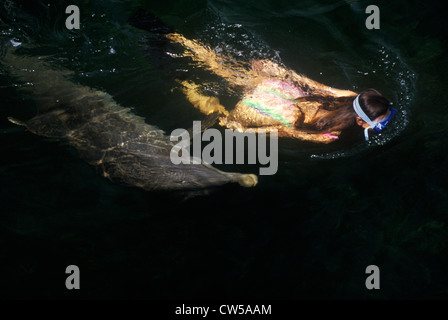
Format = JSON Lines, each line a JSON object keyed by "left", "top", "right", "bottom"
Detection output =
{"left": 239, "top": 79, "right": 306, "bottom": 127}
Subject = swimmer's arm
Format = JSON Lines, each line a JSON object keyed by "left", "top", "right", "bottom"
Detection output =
{"left": 305, "top": 80, "right": 357, "bottom": 97}
{"left": 289, "top": 69, "right": 357, "bottom": 97}
{"left": 220, "top": 119, "right": 339, "bottom": 144}
{"left": 251, "top": 59, "right": 357, "bottom": 97}
{"left": 278, "top": 127, "right": 340, "bottom": 143}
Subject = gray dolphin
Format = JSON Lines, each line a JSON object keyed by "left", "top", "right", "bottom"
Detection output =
{"left": 3, "top": 48, "right": 257, "bottom": 192}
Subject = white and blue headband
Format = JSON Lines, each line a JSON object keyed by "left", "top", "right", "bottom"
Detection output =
{"left": 353, "top": 94, "right": 397, "bottom": 141}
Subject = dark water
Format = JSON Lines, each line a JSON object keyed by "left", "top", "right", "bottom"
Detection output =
{"left": 0, "top": 0, "right": 447, "bottom": 299}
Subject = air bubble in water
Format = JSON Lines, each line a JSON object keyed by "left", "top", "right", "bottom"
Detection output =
{"left": 10, "top": 39, "right": 21, "bottom": 47}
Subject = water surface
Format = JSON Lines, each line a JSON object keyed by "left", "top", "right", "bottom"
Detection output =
{"left": 1, "top": 0, "right": 447, "bottom": 299}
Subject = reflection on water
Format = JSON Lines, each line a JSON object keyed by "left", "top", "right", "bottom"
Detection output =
{"left": 1, "top": 0, "right": 448, "bottom": 299}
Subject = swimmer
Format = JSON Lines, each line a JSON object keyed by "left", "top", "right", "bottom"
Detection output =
{"left": 129, "top": 9, "right": 397, "bottom": 143}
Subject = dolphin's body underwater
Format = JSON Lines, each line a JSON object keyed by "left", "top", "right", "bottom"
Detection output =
{"left": 3, "top": 48, "right": 257, "bottom": 192}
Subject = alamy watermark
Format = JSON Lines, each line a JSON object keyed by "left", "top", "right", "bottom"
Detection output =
{"left": 65, "top": 5, "right": 380, "bottom": 31}
{"left": 365, "top": 265, "right": 380, "bottom": 289}
{"left": 65, "top": 5, "right": 80, "bottom": 30}
{"left": 65, "top": 265, "right": 80, "bottom": 290}
{"left": 170, "top": 121, "right": 278, "bottom": 175}
{"left": 365, "top": 5, "right": 380, "bottom": 29}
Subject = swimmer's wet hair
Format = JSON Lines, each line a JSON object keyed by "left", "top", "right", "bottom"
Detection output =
{"left": 294, "top": 88, "right": 391, "bottom": 133}
{"left": 358, "top": 88, "right": 391, "bottom": 120}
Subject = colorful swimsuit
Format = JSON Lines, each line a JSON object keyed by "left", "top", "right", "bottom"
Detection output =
{"left": 241, "top": 79, "right": 307, "bottom": 127}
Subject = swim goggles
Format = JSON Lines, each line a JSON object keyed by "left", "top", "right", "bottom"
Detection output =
{"left": 353, "top": 94, "right": 397, "bottom": 141}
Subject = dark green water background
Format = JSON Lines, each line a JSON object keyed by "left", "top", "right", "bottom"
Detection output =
{"left": 1, "top": 0, "right": 447, "bottom": 299}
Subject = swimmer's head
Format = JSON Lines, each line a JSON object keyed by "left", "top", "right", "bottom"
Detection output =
{"left": 293, "top": 89, "right": 396, "bottom": 141}
{"left": 354, "top": 88, "right": 397, "bottom": 140}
